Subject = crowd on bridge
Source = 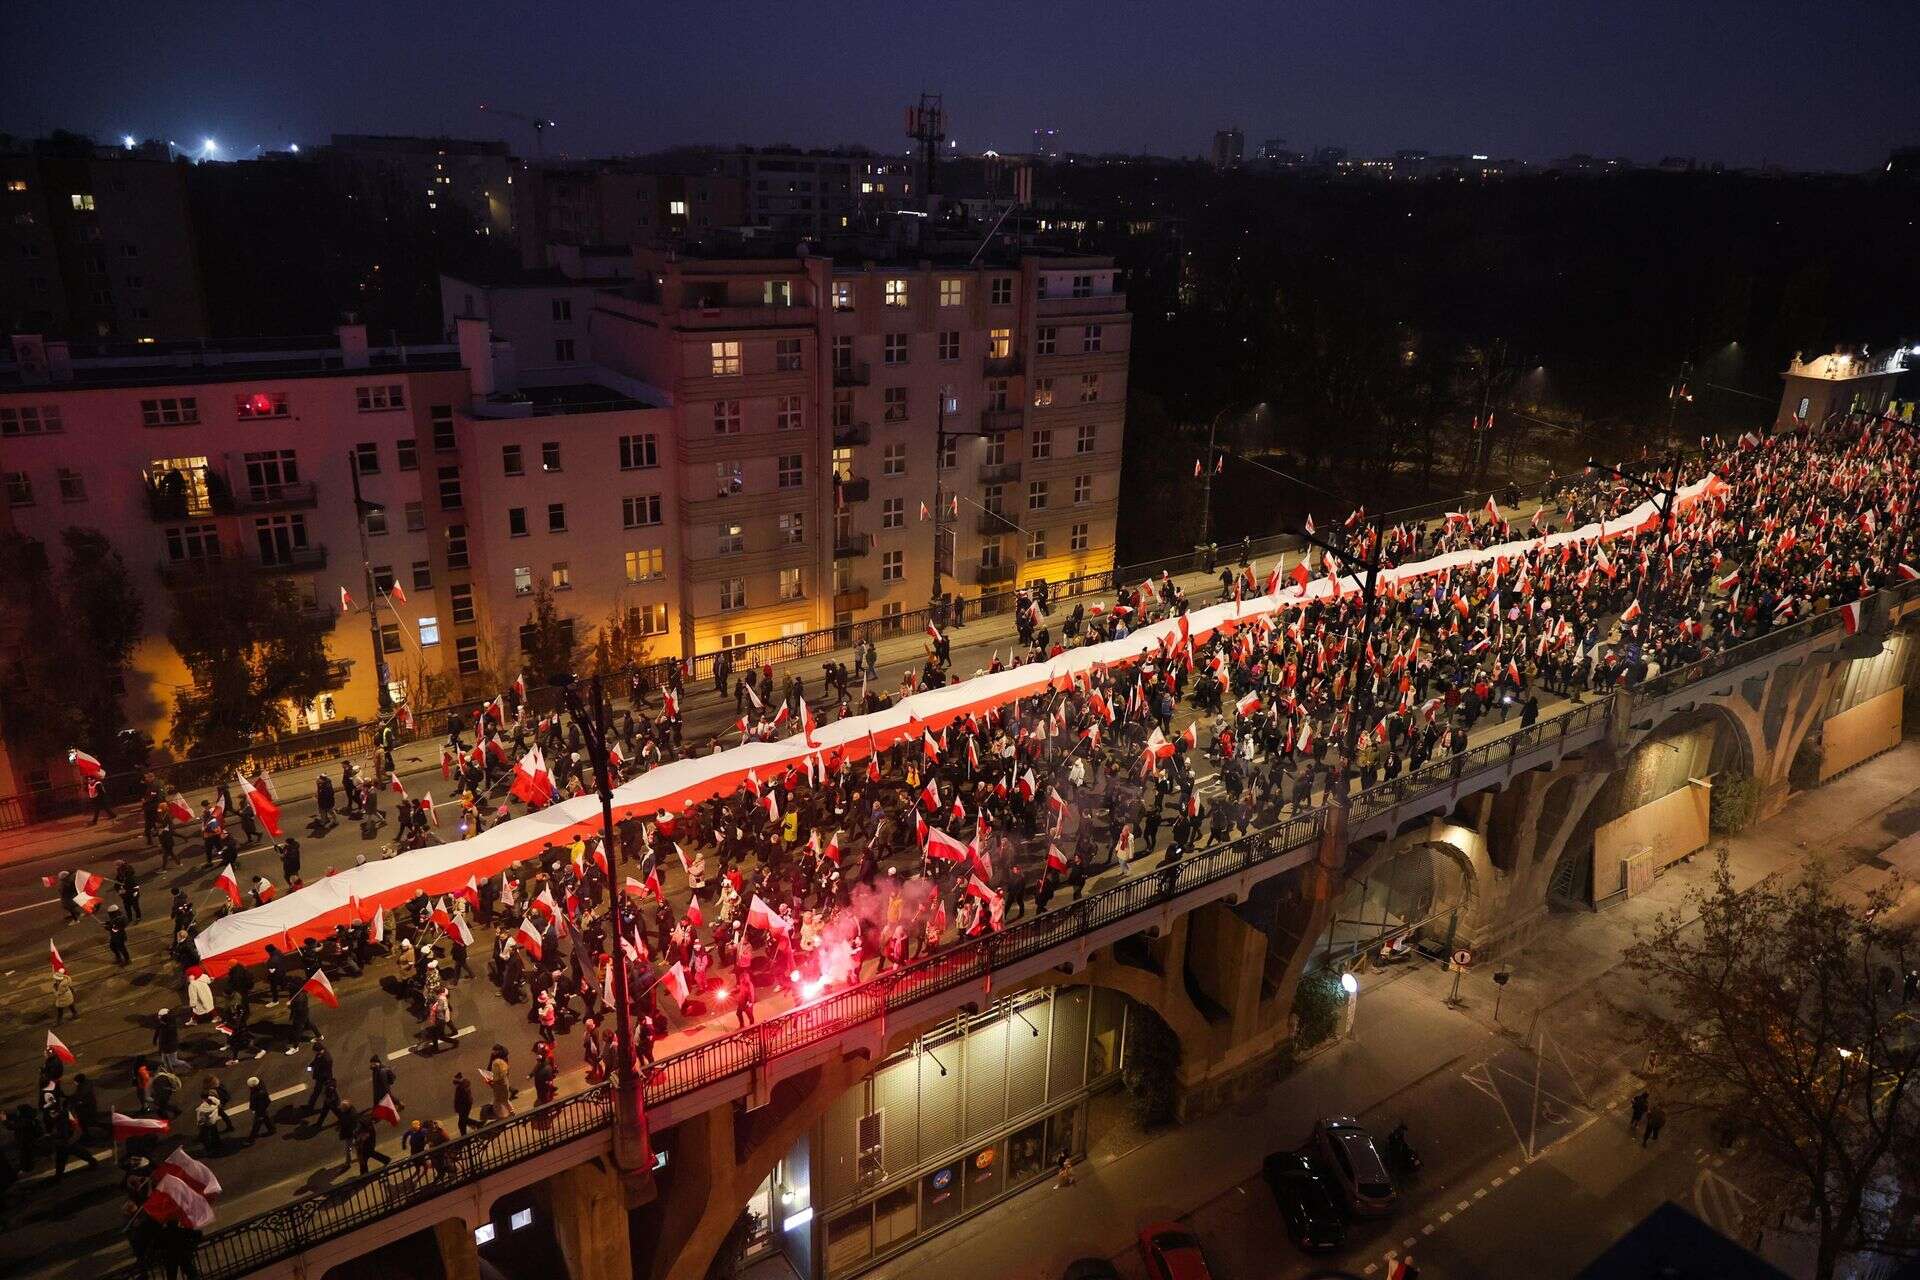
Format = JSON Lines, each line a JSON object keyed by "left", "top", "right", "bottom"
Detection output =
{"left": 11, "top": 414, "right": 1920, "bottom": 1267}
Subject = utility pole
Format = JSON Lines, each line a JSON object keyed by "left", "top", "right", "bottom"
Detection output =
{"left": 1199, "top": 402, "right": 1263, "bottom": 547}
{"left": 1667, "top": 361, "right": 1694, "bottom": 451}
{"left": 1587, "top": 455, "right": 1679, "bottom": 549}
{"left": 348, "top": 451, "right": 394, "bottom": 713}
{"left": 553, "top": 672, "right": 654, "bottom": 1186}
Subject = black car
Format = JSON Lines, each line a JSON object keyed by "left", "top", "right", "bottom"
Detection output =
{"left": 1262, "top": 1151, "right": 1347, "bottom": 1251}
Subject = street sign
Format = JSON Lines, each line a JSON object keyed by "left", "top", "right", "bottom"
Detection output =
{"left": 1451, "top": 948, "right": 1474, "bottom": 970}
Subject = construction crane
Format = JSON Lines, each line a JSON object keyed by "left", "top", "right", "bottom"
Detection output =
{"left": 478, "top": 103, "right": 557, "bottom": 157}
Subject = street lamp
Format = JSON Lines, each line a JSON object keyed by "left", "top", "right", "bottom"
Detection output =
{"left": 1339, "top": 971, "right": 1359, "bottom": 1038}
{"left": 347, "top": 449, "right": 394, "bottom": 713}
{"left": 1197, "top": 402, "right": 1265, "bottom": 546}
{"left": 931, "top": 383, "right": 995, "bottom": 610}
{"left": 549, "top": 671, "right": 654, "bottom": 1182}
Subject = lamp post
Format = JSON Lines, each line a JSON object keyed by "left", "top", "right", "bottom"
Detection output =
{"left": 348, "top": 450, "right": 394, "bottom": 713}
{"left": 930, "top": 383, "right": 994, "bottom": 609}
{"left": 551, "top": 671, "right": 653, "bottom": 1181}
{"left": 1197, "top": 402, "right": 1265, "bottom": 547}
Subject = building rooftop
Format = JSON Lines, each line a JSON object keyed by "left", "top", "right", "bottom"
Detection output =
{"left": 520, "top": 382, "right": 657, "bottom": 413}
{"left": 1575, "top": 1203, "right": 1791, "bottom": 1280}
{"left": 1783, "top": 348, "right": 1912, "bottom": 382}
{"left": 0, "top": 334, "right": 461, "bottom": 391}
{"left": 445, "top": 264, "right": 629, "bottom": 290}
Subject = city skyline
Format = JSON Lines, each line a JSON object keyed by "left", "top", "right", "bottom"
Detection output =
{"left": 4, "top": 0, "right": 1914, "bottom": 172}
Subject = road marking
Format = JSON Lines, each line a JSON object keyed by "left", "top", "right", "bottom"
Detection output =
{"left": 1422, "top": 1224, "right": 1436, "bottom": 1235}
{"left": 1474, "top": 1188, "right": 1487, "bottom": 1199}
{"left": 1508, "top": 1165, "right": 1520, "bottom": 1176}
{"left": 1363, "top": 1267, "right": 1376, "bottom": 1277}
{"left": 1439, "top": 1212, "right": 1453, "bottom": 1223}
{"left": 1456, "top": 1200, "right": 1470, "bottom": 1211}
{"left": 271, "top": 1083, "right": 308, "bottom": 1100}
{"left": 1404, "top": 1236, "right": 1417, "bottom": 1248}
{"left": 387, "top": 1023, "right": 477, "bottom": 1059}
{"left": 1490, "top": 1175, "right": 1504, "bottom": 1186}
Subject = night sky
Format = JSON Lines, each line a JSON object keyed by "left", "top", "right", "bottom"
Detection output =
{"left": 4, "top": 0, "right": 1915, "bottom": 171}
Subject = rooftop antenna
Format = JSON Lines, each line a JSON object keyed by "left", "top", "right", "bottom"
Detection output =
{"left": 905, "top": 93, "right": 945, "bottom": 197}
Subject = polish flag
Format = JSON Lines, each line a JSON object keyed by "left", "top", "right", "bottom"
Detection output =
{"left": 1143, "top": 727, "right": 1175, "bottom": 762}
{"left": 662, "top": 688, "right": 679, "bottom": 719}
{"left": 1716, "top": 569, "right": 1741, "bottom": 592}
{"left": 166, "top": 791, "right": 195, "bottom": 824}
{"left": 142, "top": 1148, "right": 221, "bottom": 1229}
{"left": 1620, "top": 600, "right": 1642, "bottom": 624}
{"left": 1017, "top": 768, "right": 1037, "bottom": 801}
{"left": 530, "top": 887, "right": 562, "bottom": 926}
{"left": 509, "top": 745, "right": 553, "bottom": 806}
{"left": 394, "top": 703, "right": 415, "bottom": 732}
{"left": 660, "top": 962, "right": 691, "bottom": 1006}
{"left": 112, "top": 1111, "right": 171, "bottom": 1141}
{"left": 67, "top": 748, "right": 105, "bottom": 779}
{"left": 512, "top": 672, "right": 527, "bottom": 701}
{"left": 685, "top": 899, "right": 704, "bottom": 928}
{"left": 339, "top": 586, "right": 355, "bottom": 611}
{"left": 46, "top": 1031, "right": 75, "bottom": 1064}
{"left": 1186, "top": 792, "right": 1202, "bottom": 818}
{"left": 1484, "top": 495, "right": 1501, "bottom": 524}
{"left": 237, "top": 771, "right": 282, "bottom": 838}
{"left": 1841, "top": 600, "right": 1865, "bottom": 635}
{"left": 1898, "top": 563, "right": 1919, "bottom": 582}
{"left": 214, "top": 865, "right": 242, "bottom": 908}
{"left": 920, "top": 777, "right": 941, "bottom": 812}
{"left": 49, "top": 941, "right": 66, "bottom": 974}
{"left": 1046, "top": 844, "right": 1068, "bottom": 872}
{"left": 453, "top": 876, "right": 480, "bottom": 909}
{"left": 370, "top": 1094, "right": 402, "bottom": 1126}
{"left": 450, "top": 914, "right": 474, "bottom": 947}
{"left": 923, "top": 730, "right": 942, "bottom": 761}
{"left": 623, "top": 875, "right": 647, "bottom": 899}
{"left": 1235, "top": 691, "right": 1262, "bottom": 717}
{"left": 421, "top": 792, "right": 438, "bottom": 825}
{"left": 388, "top": 582, "right": 407, "bottom": 605}
{"left": 366, "top": 903, "right": 384, "bottom": 945}
{"left": 301, "top": 967, "right": 338, "bottom": 1007}
{"left": 430, "top": 898, "right": 455, "bottom": 934}
{"left": 925, "top": 826, "right": 972, "bottom": 862}
{"left": 747, "top": 894, "right": 790, "bottom": 934}
{"left": 513, "top": 919, "right": 544, "bottom": 960}
{"left": 965, "top": 874, "right": 1001, "bottom": 905}
{"left": 1180, "top": 723, "right": 1198, "bottom": 750}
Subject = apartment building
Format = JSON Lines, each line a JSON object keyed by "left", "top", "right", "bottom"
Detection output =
{"left": 582, "top": 243, "right": 1127, "bottom": 657}
{"left": 719, "top": 149, "right": 918, "bottom": 239}
{"left": 0, "top": 327, "right": 475, "bottom": 760}
{"left": 0, "top": 140, "right": 209, "bottom": 340}
{"left": 325, "top": 134, "right": 516, "bottom": 239}
{"left": 511, "top": 161, "right": 746, "bottom": 264}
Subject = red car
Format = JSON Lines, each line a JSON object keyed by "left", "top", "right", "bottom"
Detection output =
{"left": 1138, "top": 1222, "right": 1213, "bottom": 1280}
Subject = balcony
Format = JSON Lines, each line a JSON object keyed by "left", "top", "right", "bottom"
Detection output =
{"left": 1036, "top": 291, "right": 1129, "bottom": 316}
{"left": 144, "top": 475, "right": 233, "bottom": 522}
{"left": 977, "top": 509, "right": 1018, "bottom": 536}
{"left": 978, "top": 460, "right": 1023, "bottom": 485}
{"left": 833, "top": 361, "right": 871, "bottom": 387}
{"left": 832, "top": 422, "right": 871, "bottom": 448}
{"left": 833, "top": 532, "right": 873, "bottom": 558}
{"left": 295, "top": 599, "right": 339, "bottom": 629}
{"left": 835, "top": 475, "right": 870, "bottom": 504}
{"left": 976, "top": 560, "right": 1018, "bottom": 586}
{"left": 982, "top": 354, "right": 1023, "bottom": 377}
{"left": 156, "top": 555, "right": 226, "bottom": 589}
{"left": 676, "top": 303, "right": 817, "bottom": 331}
{"left": 980, "top": 407, "right": 1023, "bottom": 433}
{"left": 833, "top": 586, "right": 869, "bottom": 612}
{"left": 249, "top": 544, "right": 328, "bottom": 574}
{"left": 233, "top": 480, "right": 319, "bottom": 513}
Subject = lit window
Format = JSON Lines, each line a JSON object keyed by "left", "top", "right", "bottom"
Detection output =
{"left": 668, "top": 199, "right": 687, "bottom": 216}
{"left": 883, "top": 279, "right": 908, "bottom": 307}
{"left": 779, "top": 566, "right": 805, "bottom": 601}
{"left": 939, "top": 278, "right": 964, "bottom": 307}
{"left": 989, "top": 328, "right": 1011, "bottom": 358}
{"left": 70, "top": 193, "right": 95, "bottom": 211}
{"left": 780, "top": 511, "right": 805, "bottom": 545}
{"left": 710, "top": 340, "right": 742, "bottom": 376}
{"left": 832, "top": 281, "right": 854, "bottom": 311}
{"left": 550, "top": 561, "right": 571, "bottom": 590}
{"left": 718, "top": 523, "right": 744, "bottom": 555}
{"left": 236, "top": 391, "right": 289, "bottom": 419}
{"left": 418, "top": 616, "right": 440, "bottom": 646}
{"left": 513, "top": 566, "right": 532, "bottom": 596}
{"left": 625, "top": 547, "right": 664, "bottom": 581}
{"left": 1033, "top": 377, "right": 1054, "bottom": 408}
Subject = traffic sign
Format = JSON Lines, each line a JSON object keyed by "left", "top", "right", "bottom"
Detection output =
{"left": 1451, "top": 948, "right": 1474, "bottom": 970}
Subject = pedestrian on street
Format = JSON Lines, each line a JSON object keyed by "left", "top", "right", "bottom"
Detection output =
{"left": 452, "top": 1072, "right": 476, "bottom": 1135}
{"left": 51, "top": 969, "right": 78, "bottom": 1022}
{"left": 1629, "top": 1088, "right": 1649, "bottom": 1134}
{"left": 354, "top": 1116, "right": 392, "bottom": 1175}
{"left": 117, "top": 860, "right": 142, "bottom": 921}
{"left": 1641, "top": 1104, "right": 1666, "bottom": 1147}
{"left": 106, "top": 912, "right": 132, "bottom": 965}
{"left": 247, "top": 1077, "right": 275, "bottom": 1138}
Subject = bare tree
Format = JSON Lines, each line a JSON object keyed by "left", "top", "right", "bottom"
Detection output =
{"left": 1620, "top": 856, "right": 1919, "bottom": 1280}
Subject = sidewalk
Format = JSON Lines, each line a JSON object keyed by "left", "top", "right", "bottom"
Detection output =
{"left": 848, "top": 739, "right": 1920, "bottom": 1280}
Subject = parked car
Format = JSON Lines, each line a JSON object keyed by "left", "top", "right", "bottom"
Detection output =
{"left": 1138, "top": 1222, "right": 1214, "bottom": 1280}
{"left": 1261, "top": 1150, "right": 1347, "bottom": 1251}
{"left": 1309, "top": 1116, "right": 1398, "bottom": 1217}
{"left": 1062, "top": 1259, "right": 1121, "bottom": 1280}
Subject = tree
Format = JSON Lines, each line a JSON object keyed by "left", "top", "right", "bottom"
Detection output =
{"left": 0, "top": 533, "right": 84, "bottom": 764}
{"left": 1620, "top": 856, "right": 1920, "bottom": 1280}
{"left": 587, "top": 605, "right": 654, "bottom": 680}
{"left": 167, "top": 567, "right": 344, "bottom": 754}
{"left": 59, "top": 528, "right": 145, "bottom": 748}
{"left": 518, "top": 585, "right": 581, "bottom": 687}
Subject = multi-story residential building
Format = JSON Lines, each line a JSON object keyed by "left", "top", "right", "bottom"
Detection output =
{"left": 718, "top": 149, "right": 919, "bottom": 239}
{"left": 1210, "top": 128, "right": 1245, "bottom": 171}
{"left": 441, "top": 250, "right": 634, "bottom": 385}
{"left": 0, "top": 140, "right": 209, "bottom": 340}
{"left": 588, "top": 243, "right": 1128, "bottom": 658}
{"left": 0, "top": 320, "right": 679, "bottom": 786}
{"left": 511, "top": 160, "right": 746, "bottom": 263}
{"left": 324, "top": 134, "right": 517, "bottom": 239}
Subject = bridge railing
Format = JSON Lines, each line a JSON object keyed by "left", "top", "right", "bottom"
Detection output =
{"left": 116, "top": 575, "right": 1920, "bottom": 1280}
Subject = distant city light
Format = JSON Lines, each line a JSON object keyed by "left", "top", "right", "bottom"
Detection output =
{"left": 123, "top": 135, "right": 136, "bottom": 149}
{"left": 202, "top": 138, "right": 219, "bottom": 155}
{"left": 290, "top": 143, "right": 300, "bottom": 153}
